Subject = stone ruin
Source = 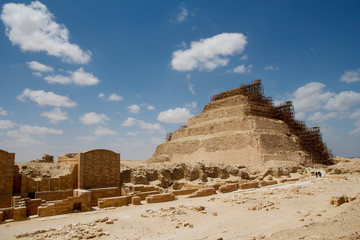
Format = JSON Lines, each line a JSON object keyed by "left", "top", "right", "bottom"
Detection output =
{"left": 0, "top": 149, "right": 121, "bottom": 222}
{"left": 149, "top": 79, "right": 333, "bottom": 166}
{"left": 30, "top": 154, "right": 54, "bottom": 163}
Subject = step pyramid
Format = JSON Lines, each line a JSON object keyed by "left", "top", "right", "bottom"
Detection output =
{"left": 149, "top": 80, "right": 333, "bottom": 166}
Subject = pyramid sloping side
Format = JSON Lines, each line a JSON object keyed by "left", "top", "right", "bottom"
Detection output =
{"left": 149, "top": 93, "right": 310, "bottom": 165}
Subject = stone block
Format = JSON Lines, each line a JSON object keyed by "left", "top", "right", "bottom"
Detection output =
{"left": 171, "top": 188, "right": 198, "bottom": 196}
{"left": 258, "top": 180, "right": 278, "bottom": 187}
{"left": 188, "top": 188, "right": 217, "bottom": 198}
{"left": 238, "top": 182, "right": 259, "bottom": 190}
{"left": 132, "top": 196, "right": 141, "bottom": 205}
{"left": 13, "top": 207, "right": 26, "bottom": 221}
{"left": 98, "top": 196, "right": 128, "bottom": 208}
{"left": 134, "top": 191, "right": 160, "bottom": 200}
{"left": 0, "top": 211, "right": 3, "bottom": 222}
{"left": 219, "top": 183, "right": 238, "bottom": 193}
{"left": 146, "top": 193, "right": 176, "bottom": 203}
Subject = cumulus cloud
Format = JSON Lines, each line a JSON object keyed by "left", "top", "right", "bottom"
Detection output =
{"left": 233, "top": 64, "right": 253, "bottom": 74}
{"left": 27, "top": 61, "right": 53, "bottom": 72}
{"left": 0, "top": 120, "right": 16, "bottom": 129}
{"left": 171, "top": 33, "right": 247, "bottom": 71}
{"left": 340, "top": 69, "right": 360, "bottom": 83}
{"left": 121, "top": 117, "right": 163, "bottom": 131}
{"left": 0, "top": 107, "right": 7, "bottom": 116}
{"left": 325, "top": 91, "right": 360, "bottom": 111}
{"left": 79, "top": 112, "right": 109, "bottom": 125}
{"left": 98, "top": 93, "right": 105, "bottom": 100}
{"left": 146, "top": 105, "right": 155, "bottom": 110}
{"left": 128, "top": 104, "right": 140, "bottom": 114}
{"left": 17, "top": 89, "right": 76, "bottom": 107}
{"left": 19, "top": 124, "right": 63, "bottom": 135}
{"left": 240, "top": 55, "right": 248, "bottom": 60}
{"left": 126, "top": 131, "right": 139, "bottom": 136}
{"left": 107, "top": 93, "right": 123, "bottom": 102}
{"left": 307, "top": 112, "right": 337, "bottom": 123}
{"left": 349, "top": 109, "right": 360, "bottom": 134}
{"left": 292, "top": 82, "right": 334, "bottom": 112}
{"left": 186, "top": 101, "right": 197, "bottom": 109}
{"left": 1, "top": 1, "right": 91, "bottom": 63}
{"left": 44, "top": 68, "right": 99, "bottom": 86}
{"left": 94, "top": 126, "right": 117, "bottom": 136}
{"left": 40, "top": 107, "right": 67, "bottom": 123}
{"left": 157, "top": 108, "right": 193, "bottom": 123}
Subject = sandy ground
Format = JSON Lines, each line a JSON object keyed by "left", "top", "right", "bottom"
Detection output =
{"left": 1, "top": 171, "right": 359, "bottom": 240}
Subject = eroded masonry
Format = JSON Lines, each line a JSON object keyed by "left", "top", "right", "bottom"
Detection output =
{"left": 149, "top": 80, "right": 333, "bottom": 166}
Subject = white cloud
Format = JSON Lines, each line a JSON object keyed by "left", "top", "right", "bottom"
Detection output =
{"left": 349, "top": 109, "right": 360, "bottom": 134}
{"left": 307, "top": 112, "right": 337, "bottom": 123}
{"left": 98, "top": 93, "right": 105, "bottom": 100}
{"left": 94, "top": 126, "right": 117, "bottom": 136}
{"left": 186, "top": 101, "right": 197, "bottom": 109}
{"left": 188, "top": 82, "right": 195, "bottom": 95}
{"left": 150, "top": 137, "right": 163, "bottom": 145}
{"left": 32, "top": 72, "right": 42, "bottom": 77}
{"left": 240, "top": 55, "right": 248, "bottom": 60}
{"left": 17, "top": 89, "right": 76, "bottom": 107}
{"left": 264, "top": 65, "right": 280, "bottom": 71}
{"left": 128, "top": 104, "right": 140, "bottom": 114}
{"left": 40, "top": 107, "right": 68, "bottom": 123}
{"left": 340, "top": 69, "right": 360, "bottom": 83}
{"left": 0, "top": 120, "right": 16, "bottom": 129}
{"left": 16, "top": 137, "right": 44, "bottom": 146}
{"left": 19, "top": 124, "right": 63, "bottom": 135}
{"left": 171, "top": 33, "right": 247, "bottom": 71}
{"left": 79, "top": 112, "right": 109, "bottom": 125}
{"left": 1, "top": 1, "right": 91, "bottom": 63}
{"left": 44, "top": 74, "right": 71, "bottom": 84}
{"left": 292, "top": 82, "right": 334, "bottom": 112}
{"left": 71, "top": 68, "right": 99, "bottom": 86}
{"left": 146, "top": 105, "right": 155, "bottom": 110}
{"left": 27, "top": 61, "right": 53, "bottom": 72}
{"left": 0, "top": 107, "right": 7, "bottom": 116}
{"left": 107, "top": 93, "right": 123, "bottom": 102}
{"left": 44, "top": 68, "right": 99, "bottom": 86}
{"left": 295, "top": 112, "right": 306, "bottom": 121}
{"left": 157, "top": 107, "right": 193, "bottom": 123}
{"left": 233, "top": 64, "right": 253, "bottom": 74}
{"left": 7, "top": 130, "right": 28, "bottom": 138}
{"left": 177, "top": 6, "right": 189, "bottom": 23}
{"left": 325, "top": 91, "right": 360, "bottom": 111}
{"left": 121, "top": 117, "right": 163, "bottom": 131}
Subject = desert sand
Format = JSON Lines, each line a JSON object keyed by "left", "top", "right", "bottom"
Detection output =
{"left": 1, "top": 158, "right": 359, "bottom": 240}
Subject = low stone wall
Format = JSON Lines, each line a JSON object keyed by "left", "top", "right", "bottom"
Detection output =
{"left": 24, "top": 198, "right": 42, "bottom": 216}
{"left": 13, "top": 207, "right": 26, "bottom": 221}
{"left": 98, "top": 196, "right": 129, "bottom": 208}
{"left": 279, "top": 178, "right": 300, "bottom": 183}
{"left": 238, "top": 182, "right": 259, "bottom": 190}
{"left": 219, "top": 183, "right": 238, "bottom": 193}
{"left": 89, "top": 187, "right": 121, "bottom": 206}
{"left": 35, "top": 189, "right": 73, "bottom": 201}
{"left": 258, "top": 180, "right": 278, "bottom": 187}
{"left": 38, "top": 190, "right": 91, "bottom": 217}
{"left": 171, "top": 188, "right": 198, "bottom": 196}
{"left": 132, "top": 196, "right": 141, "bottom": 205}
{"left": 0, "top": 207, "right": 13, "bottom": 221}
{"left": 188, "top": 188, "right": 217, "bottom": 198}
{"left": 134, "top": 191, "right": 160, "bottom": 200}
{"left": 130, "top": 185, "right": 160, "bottom": 192}
{"left": 146, "top": 193, "right": 176, "bottom": 203}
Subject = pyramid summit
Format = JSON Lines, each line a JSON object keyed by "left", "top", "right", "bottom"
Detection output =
{"left": 149, "top": 80, "right": 333, "bottom": 166}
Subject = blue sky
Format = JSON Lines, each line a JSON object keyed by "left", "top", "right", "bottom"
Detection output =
{"left": 0, "top": 1, "right": 360, "bottom": 162}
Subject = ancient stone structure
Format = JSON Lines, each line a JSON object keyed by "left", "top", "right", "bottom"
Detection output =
{"left": 149, "top": 80, "right": 333, "bottom": 166}
{"left": 0, "top": 149, "right": 121, "bottom": 222}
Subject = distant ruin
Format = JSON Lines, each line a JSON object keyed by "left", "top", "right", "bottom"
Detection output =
{"left": 149, "top": 80, "right": 333, "bottom": 165}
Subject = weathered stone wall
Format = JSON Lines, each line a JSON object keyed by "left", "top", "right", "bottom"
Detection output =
{"left": 146, "top": 193, "right": 176, "bottom": 203}
{"left": 35, "top": 189, "right": 73, "bottom": 201}
{"left": 0, "top": 150, "right": 15, "bottom": 208}
{"left": 79, "top": 149, "right": 120, "bottom": 189}
{"left": 98, "top": 196, "right": 128, "bottom": 208}
{"left": 89, "top": 187, "right": 121, "bottom": 206}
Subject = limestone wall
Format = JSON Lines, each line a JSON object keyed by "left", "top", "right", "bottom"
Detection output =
{"left": 79, "top": 149, "right": 120, "bottom": 189}
{"left": 0, "top": 150, "right": 15, "bottom": 208}
{"left": 98, "top": 196, "right": 128, "bottom": 208}
{"left": 89, "top": 187, "right": 121, "bottom": 206}
{"left": 35, "top": 189, "right": 73, "bottom": 201}
{"left": 146, "top": 193, "right": 176, "bottom": 203}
